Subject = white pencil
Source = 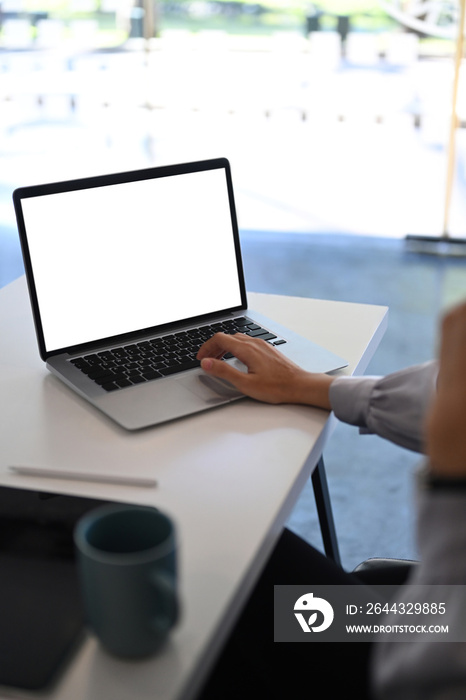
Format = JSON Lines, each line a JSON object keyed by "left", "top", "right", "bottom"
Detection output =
{"left": 8, "top": 465, "right": 157, "bottom": 488}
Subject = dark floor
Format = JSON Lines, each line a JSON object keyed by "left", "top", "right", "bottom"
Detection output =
{"left": 2, "top": 228, "right": 466, "bottom": 570}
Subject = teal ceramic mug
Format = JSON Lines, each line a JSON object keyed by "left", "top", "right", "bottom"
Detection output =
{"left": 74, "top": 504, "right": 179, "bottom": 658}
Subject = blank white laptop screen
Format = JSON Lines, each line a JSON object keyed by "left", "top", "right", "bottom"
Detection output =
{"left": 20, "top": 168, "right": 243, "bottom": 353}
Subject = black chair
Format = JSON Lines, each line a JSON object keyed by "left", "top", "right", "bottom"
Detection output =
{"left": 353, "top": 557, "right": 419, "bottom": 586}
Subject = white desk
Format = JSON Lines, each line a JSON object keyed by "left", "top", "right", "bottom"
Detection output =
{"left": 0, "top": 277, "right": 388, "bottom": 700}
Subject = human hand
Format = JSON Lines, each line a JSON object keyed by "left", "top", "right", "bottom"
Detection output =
{"left": 197, "top": 332, "right": 334, "bottom": 408}
{"left": 426, "top": 301, "right": 466, "bottom": 477}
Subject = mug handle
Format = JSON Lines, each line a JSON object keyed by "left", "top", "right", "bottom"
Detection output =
{"left": 150, "top": 571, "right": 179, "bottom": 635}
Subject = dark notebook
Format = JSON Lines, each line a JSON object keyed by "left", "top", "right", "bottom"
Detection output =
{"left": 0, "top": 485, "right": 115, "bottom": 691}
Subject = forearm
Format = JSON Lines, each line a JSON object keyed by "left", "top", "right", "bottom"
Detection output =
{"left": 198, "top": 333, "right": 437, "bottom": 448}
{"left": 287, "top": 371, "right": 334, "bottom": 409}
{"left": 280, "top": 362, "right": 437, "bottom": 456}
{"left": 329, "top": 362, "right": 438, "bottom": 454}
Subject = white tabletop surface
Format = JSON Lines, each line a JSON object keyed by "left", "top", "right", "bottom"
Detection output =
{"left": 0, "top": 276, "right": 388, "bottom": 700}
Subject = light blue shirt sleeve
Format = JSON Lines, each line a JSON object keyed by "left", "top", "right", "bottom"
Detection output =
{"left": 328, "top": 362, "right": 438, "bottom": 454}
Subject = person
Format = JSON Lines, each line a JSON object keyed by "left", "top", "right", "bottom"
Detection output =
{"left": 194, "top": 301, "right": 466, "bottom": 699}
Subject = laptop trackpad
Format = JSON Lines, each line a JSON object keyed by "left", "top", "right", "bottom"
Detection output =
{"left": 178, "top": 372, "right": 244, "bottom": 403}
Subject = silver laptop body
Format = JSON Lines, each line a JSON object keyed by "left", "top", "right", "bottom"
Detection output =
{"left": 13, "top": 158, "right": 347, "bottom": 430}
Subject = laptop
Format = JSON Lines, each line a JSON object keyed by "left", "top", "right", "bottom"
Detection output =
{"left": 13, "top": 157, "right": 347, "bottom": 430}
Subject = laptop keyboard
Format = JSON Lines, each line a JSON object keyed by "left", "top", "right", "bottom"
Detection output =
{"left": 69, "top": 317, "right": 286, "bottom": 392}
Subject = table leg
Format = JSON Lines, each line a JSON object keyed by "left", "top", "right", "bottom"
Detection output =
{"left": 312, "top": 455, "right": 341, "bottom": 566}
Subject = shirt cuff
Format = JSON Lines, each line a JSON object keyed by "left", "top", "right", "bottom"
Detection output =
{"left": 329, "top": 375, "right": 379, "bottom": 427}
